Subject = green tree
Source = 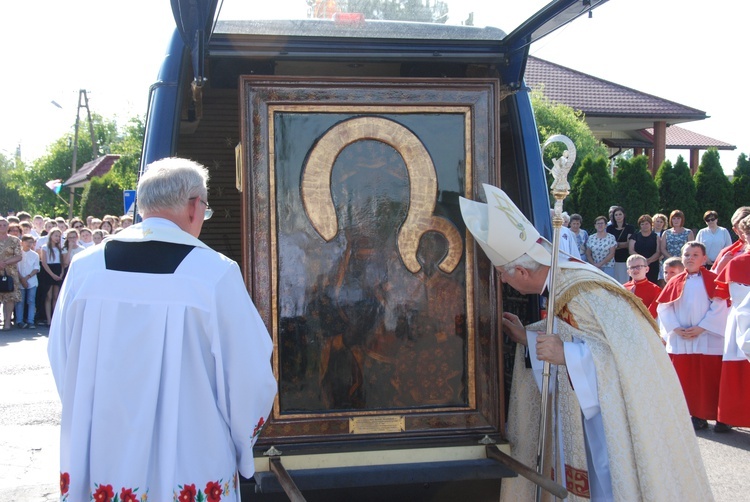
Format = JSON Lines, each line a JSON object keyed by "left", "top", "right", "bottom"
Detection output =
{"left": 569, "top": 155, "right": 613, "bottom": 231}
{"left": 654, "top": 159, "right": 676, "bottom": 214}
{"left": 80, "top": 173, "right": 127, "bottom": 218}
{"left": 655, "top": 155, "right": 698, "bottom": 228}
{"left": 612, "top": 155, "right": 659, "bottom": 222}
{"left": 531, "top": 89, "right": 609, "bottom": 184}
{"left": 343, "top": 0, "right": 449, "bottom": 22}
{"left": 7, "top": 114, "right": 141, "bottom": 217}
{"left": 694, "top": 148, "right": 734, "bottom": 229}
{"left": 0, "top": 152, "right": 24, "bottom": 215}
{"left": 732, "top": 153, "right": 750, "bottom": 209}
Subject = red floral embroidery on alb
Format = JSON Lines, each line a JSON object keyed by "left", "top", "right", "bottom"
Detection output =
{"left": 93, "top": 484, "right": 115, "bottom": 502}
{"left": 60, "top": 472, "right": 70, "bottom": 494}
{"left": 205, "top": 480, "right": 223, "bottom": 502}
{"left": 120, "top": 487, "right": 139, "bottom": 502}
{"left": 179, "top": 483, "right": 197, "bottom": 502}
{"left": 253, "top": 416, "right": 266, "bottom": 438}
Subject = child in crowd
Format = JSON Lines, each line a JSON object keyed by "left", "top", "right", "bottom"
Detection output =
{"left": 623, "top": 254, "right": 661, "bottom": 318}
{"left": 14, "top": 235, "right": 40, "bottom": 329}
{"left": 656, "top": 242, "right": 729, "bottom": 431}
{"left": 92, "top": 229, "right": 107, "bottom": 245}
{"left": 78, "top": 228, "right": 94, "bottom": 248}
{"left": 663, "top": 257, "right": 685, "bottom": 283}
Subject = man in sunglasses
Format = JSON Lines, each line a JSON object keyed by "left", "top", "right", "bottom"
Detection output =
{"left": 48, "top": 157, "right": 277, "bottom": 502}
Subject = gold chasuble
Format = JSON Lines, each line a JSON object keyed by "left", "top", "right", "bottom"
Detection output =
{"left": 501, "top": 266, "right": 713, "bottom": 501}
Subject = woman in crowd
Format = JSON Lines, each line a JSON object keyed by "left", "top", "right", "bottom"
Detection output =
{"left": 629, "top": 214, "right": 661, "bottom": 284}
{"left": 0, "top": 217, "right": 22, "bottom": 330}
{"left": 607, "top": 206, "right": 635, "bottom": 284}
{"left": 653, "top": 213, "right": 668, "bottom": 237}
{"left": 652, "top": 213, "right": 669, "bottom": 285}
{"left": 586, "top": 215, "right": 617, "bottom": 278}
{"left": 40, "top": 228, "right": 63, "bottom": 326}
{"left": 661, "top": 209, "right": 695, "bottom": 261}
{"left": 696, "top": 210, "right": 732, "bottom": 268}
{"left": 69, "top": 217, "right": 85, "bottom": 231}
{"left": 8, "top": 223, "right": 22, "bottom": 239}
{"left": 569, "top": 213, "right": 588, "bottom": 258}
{"left": 62, "top": 229, "right": 85, "bottom": 277}
{"left": 99, "top": 220, "right": 114, "bottom": 235}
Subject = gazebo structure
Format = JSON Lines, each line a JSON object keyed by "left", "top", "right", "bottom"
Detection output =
{"left": 525, "top": 57, "right": 735, "bottom": 175}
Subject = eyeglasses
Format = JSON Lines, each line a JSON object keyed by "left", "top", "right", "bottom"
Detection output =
{"left": 705, "top": 217, "right": 717, "bottom": 222}
{"left": 190, "top": 197, "right": 214, "bottom": 220}
{"left": 628, "top": 265, "right": 647, "bottom": 270}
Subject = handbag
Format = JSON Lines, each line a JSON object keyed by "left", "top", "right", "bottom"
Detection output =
{"left": 0, "top": 269, "right": 14, "bottom": 293}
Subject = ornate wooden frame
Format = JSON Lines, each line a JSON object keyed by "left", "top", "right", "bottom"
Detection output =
{"left": 239, "top": 77, "right": 503, "bottom": 446}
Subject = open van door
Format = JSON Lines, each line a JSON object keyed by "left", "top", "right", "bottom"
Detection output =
{"left": 140, "top": 1, "right": 613, "bottom": 500}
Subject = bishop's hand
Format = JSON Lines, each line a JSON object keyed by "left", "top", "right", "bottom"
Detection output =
{"left": 536, "top": 334, "right": 565, "bottom": 365}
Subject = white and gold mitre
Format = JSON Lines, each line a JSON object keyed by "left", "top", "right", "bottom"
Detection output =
{"left": 459, "top": 183, "right": 551, "bottom": 267}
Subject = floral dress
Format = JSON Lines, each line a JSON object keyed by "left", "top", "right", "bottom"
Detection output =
{"left": 664, "top": 228, "right": 691, "bottom": 258}
{"left": 0, "top": 235, "right": 21, "bottom": 303}
{"left": 586, "top": 233, "right": 616, "bottom": 268}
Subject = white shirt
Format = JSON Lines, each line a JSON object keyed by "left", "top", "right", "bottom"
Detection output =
{"left": 696, "top": 226, "right": 732, "bottom": 263}
{"left": 48, "top": 218, "right": 277, "bottom": 502}
{"left": 17, "top": 248, "right": 41, "bottom": 289}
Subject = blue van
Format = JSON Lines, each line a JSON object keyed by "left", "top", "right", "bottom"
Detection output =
{"left": 142, "top": 1, "right": 608, "bottom": 500}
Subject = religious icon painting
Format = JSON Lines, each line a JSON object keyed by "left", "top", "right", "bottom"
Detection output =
{"left": 239, "top": 77, "right": 506, "bottom": 445}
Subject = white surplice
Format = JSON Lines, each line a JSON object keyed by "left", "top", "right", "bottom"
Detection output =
{"left": 657, "top": 273, "right": 728, "bottom": 355}
{"left": 48, "top": 218, "right": 277, "bottom": 502}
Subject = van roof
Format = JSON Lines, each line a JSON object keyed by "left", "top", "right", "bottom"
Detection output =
{"left": 213, "top": 19, "right": 507, "bottom": 41}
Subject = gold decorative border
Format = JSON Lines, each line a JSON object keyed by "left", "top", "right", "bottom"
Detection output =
{"left": 268, "top": 104, "right": 475, "bottom": 420}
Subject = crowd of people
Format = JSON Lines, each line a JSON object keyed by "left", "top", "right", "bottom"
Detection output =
{"left": 0, "top": 211, "right": 133, "bottom": 330}
{"left": 569, "top": 205, "right": 750, "bottom": 435}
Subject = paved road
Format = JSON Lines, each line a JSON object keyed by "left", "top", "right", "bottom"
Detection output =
{"left": 1, "top": 326, "right": 749, "bottom": 501}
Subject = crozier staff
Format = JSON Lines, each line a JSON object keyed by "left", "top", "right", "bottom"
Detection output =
{"left": 48, "top": 158, "right": 277, "bottom": 502}
{"left": 459, "top": 184, "right": 713, "bottom": 501}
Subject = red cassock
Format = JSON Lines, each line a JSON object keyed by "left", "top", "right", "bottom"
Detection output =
{"left": 656, "top": 268, "right": 727, "bottom": 420}
{"left": 624, "top": 278, "right": 661, "bottom": 318}
{"left": 715, "top": 253, "right": 750, "bottom": 426}
{"left": 711, "top": 239, "right": 744, "bottom": 277}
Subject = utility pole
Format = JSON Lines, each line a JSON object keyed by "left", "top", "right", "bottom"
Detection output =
{"left": 69, "top": 89, "right": 97, "bottom": 219}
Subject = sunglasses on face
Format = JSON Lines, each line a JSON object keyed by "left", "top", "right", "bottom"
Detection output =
{"left": 705, "top": 217, "right": 716, "bottom": 222}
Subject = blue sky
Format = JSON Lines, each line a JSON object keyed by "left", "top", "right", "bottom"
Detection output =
{"left": 2, "top": 0, "right": 746, "bottom": 174}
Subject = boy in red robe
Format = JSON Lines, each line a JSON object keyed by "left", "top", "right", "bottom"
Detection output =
{"left": 656, "top": 241, "right": 729, "bottom": 430}
{"left": 623, "top": 254, "right": 661, "bottom": 318}
{"left": 713, "top": 215, "right": 750, "bottom": 432}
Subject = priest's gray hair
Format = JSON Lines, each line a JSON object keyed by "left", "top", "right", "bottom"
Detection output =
{"left": 500, "top": 240, "right": 552, "bottom": 277}
{"left": 137, "top": 157, "right": 209, "bottom": 215}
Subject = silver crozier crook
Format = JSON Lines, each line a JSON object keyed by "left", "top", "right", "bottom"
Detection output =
{"left": 535, "top": 134, "right": 576, "bottom": 502}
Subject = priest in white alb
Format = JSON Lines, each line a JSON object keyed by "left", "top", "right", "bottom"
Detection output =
{"left": 48, "top": 158, "right": 277, "bottom": 502}
{"left": 460, "top": 184, "right": 713, "bottom": 501}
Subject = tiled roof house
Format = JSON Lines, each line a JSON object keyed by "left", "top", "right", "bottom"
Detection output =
{"left": 525, "top": 57, "right": 735, "bottom": 174}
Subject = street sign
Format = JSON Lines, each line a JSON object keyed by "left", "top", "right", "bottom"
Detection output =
{"left": 123, "top": 190, "right": 136, "bottom": 216}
